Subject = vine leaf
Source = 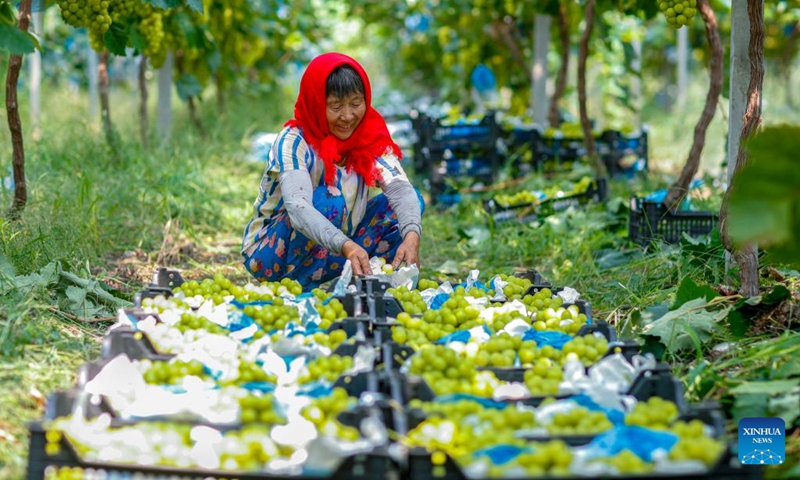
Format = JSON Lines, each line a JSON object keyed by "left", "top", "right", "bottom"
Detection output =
{"left": 104, "top": 22, "right": 129, "bottom": 56}
{"left": 0, "top": 23, "right": 35, "bottom": 54}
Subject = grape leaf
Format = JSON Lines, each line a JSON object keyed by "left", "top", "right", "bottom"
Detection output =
{"left": 0, "top": 23, "right": 35, "bottom": 54}
{"left": 728, "top": 125, "right": 800, "bottom": 267}
{"left": 129, "top": 26, "right": 147, "bottom": 54}
{"left": 104, "top": 22, "right": 129, "bottom": 56}
{"left": 732, "top": 393, "right": 769, "bottom": 424}
{"left": 769, "top": 392, "right": 800, "bottom": 427}
{"left": 640, "top": 298, "right": 728, "bottom": 354}
{"left": 730, "top": 379, "right": 800, "bottom": 396}
{"left": 145, "top": 0, "right": 182, "bottom": 9}
{"left": 186, "top": 0, "right": 203, "bottom": 13}
{"left": 176, "top": 74, "right": 203, "bottom": 101}
{"left": 672, "top": 276, "right": 719, "bottom": 310}
{"left": 0, "top": 2, "right": 16, "bottom": 25}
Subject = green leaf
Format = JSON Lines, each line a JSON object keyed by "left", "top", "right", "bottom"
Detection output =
{"left": 175, "top": 74, "right": 203, "bottom": 101}
{"left": 104, "top": 22, "right": 129, "bottom": 56}
{"left": 0, "top": 23, "right": 35, "bottom": 54}
{"left": 672, "top": 276, "right": 719, "bottom": 310}
{"left": 0, "top": 2, "right": 15, "bottom": 25}
{"left": 186, "top": 0, "right": 203, "bottom": 13}
{"left": 728, "top": 125, "right": 800, "bottom": 267}
{"left": 730, "top": 379, "right": 800, "bottom": 395}
{"left": 774, "top": 356, "right": 800, "bottom": 380}
{"left": 769, "top": 391, "right": 800, "bottom": 426}
{"left": 640, "top": 297, "right": 728, "bottom": 354}
{"left": 0, "top": 252, "right": 16, "bottom": 279}
{"left": 145, "top": 0, "right": 182, "bottom": 9}
{"left": 129, "top": 27, "right": 147, "bottom": 54}
{"left": 726, "top": 310, "right": 751, "bottom": 338}
{"left": 762, "top": 285, "right": 790, "bottom": 305}
{"left": 732, "top": 393, "right": 769, "bottom": 424}
{"left": 65, "top": 285, "right": 87, "bottom": 307}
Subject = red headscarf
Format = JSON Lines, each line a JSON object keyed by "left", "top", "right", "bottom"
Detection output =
{"left": 284, "top": 52, "right": 402, "bottom": 187}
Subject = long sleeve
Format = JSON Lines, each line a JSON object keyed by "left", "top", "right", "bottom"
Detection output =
{"left": 279, "top": 170, "right": 350, "bottom": 254}
{"left": 382, "top": 178, "right": 422, "bottom": 239}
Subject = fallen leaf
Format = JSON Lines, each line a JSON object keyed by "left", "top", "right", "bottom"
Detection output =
{"left": 29, "top": 386, "right": 45, "bottom": 409}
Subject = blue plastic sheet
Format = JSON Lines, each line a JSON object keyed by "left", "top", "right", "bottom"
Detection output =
{"left": 570, "top": 394, "right": 625, "bottom": 425}
{"left": 430, "top": 293, "right": 451, "bottom": 310}
{"left": 580, "top": 425, "right": 678, "bottom": 462}
{"left": 521, "top": 330, "right": 572, "bottom": 349}
{"left": 297, "top": 383, "right": 334, "bottom": 398}
{"left": 241, "top": 381, "right": 277, "bottom": 393}
{"left": 473, "top": 445, "right": 531, "bottom": 465}
{"left": 434, "top": 326, "right": 492, "bottom": 345}
{"left": 433, "top": 393, "right": 508, "bottom": 410}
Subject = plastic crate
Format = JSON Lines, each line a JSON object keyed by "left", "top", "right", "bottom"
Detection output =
{"left": 27, "top": 420, "right": 397, "bottom": 480}
{"left": 628, "top": 196, "right": 718, "bottom": 246}
{"left": 484, "top": 177, "right": 608, "bottom": 223}
{"left": 101, "top": 326, "right": 174, "bottom": 361}
{"left": 406, "top": 443, "right": 760, "bottom": 480}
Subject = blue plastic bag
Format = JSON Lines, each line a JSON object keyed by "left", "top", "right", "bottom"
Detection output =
{"left": 579, "top": 425, "right": 678, "bottom": 462}
{"left": 521, "top": 330, "right": 572, "bottom": 349}
{"left": 473, "top": 444, "right": 531, "bottom": 465}
{"left": 434, "top": 393, "right": 508, "bottom": 410}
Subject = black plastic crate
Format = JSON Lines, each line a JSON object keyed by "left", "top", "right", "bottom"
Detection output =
{"left": 628, "top": 196, "right": 718, "bottom": 246}
{"left": 406, "top": 443, "right": 760, "bottom": 480}
{"left": 27, "top": 420, "right": 397, "bottom": 480}
{"left": 484, "top": 177, "right": 608, "bottom": 223}
{"left": 101, "top": 326, "right": 175, "bottom": 361}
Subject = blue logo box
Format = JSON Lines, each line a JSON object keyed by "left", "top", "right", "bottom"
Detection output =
{"left": 738, "top": 417, "right": 785, "bottom": 465}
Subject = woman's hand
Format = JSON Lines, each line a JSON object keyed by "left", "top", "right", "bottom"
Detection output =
{"left": 342, "top": 240, "right": 372, "bottom": 276}
{"left": 392, "top": 231, "right": 420, "bottom": 269}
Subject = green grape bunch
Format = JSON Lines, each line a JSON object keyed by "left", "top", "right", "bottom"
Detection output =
{"left": 659, "top": 0, "right": 697, "bottom": 28}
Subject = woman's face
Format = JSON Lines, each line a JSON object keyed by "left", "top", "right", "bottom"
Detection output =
{"left": 326, "top": 92, "right": 366, "bottom": 141}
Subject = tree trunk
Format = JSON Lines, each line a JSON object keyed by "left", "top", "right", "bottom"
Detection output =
{"left": 5, "top": 0, "right": 31, "bottom": 219}
{"left": 676, "top": 26, "right": 689, "bottom": 110}
{"left": 490, "top": 20, "right": 532, "bottom": 84}
{"left": 157, "top": 51, "right": 173, "bottom": 142}
{"left": 532, "top": 14, "right": 550, "bottom": 125}
{"left": 548, "top": 2, "right": 570, "bottom": 127}
{"left": 175, "top": 50, "right": 206, "bottom": 137}
{"left": 139, "top": 55, "right": 149, "bottom": 148}
{"left": 663, "top": 0, "right": 723, "bottom": 210}
{"left": 720, "top": 0, "right": 764, "bottom": 298}
{"left": 87, "top": 45, "right": 98, "bottom": 122}
{"left": 187, "top": 96, "right": 206, "bottom": 137}
{"left": 215, "top": 71, "right": 225, "bottom": 116}
{"left": 98, "top": 51, "right": 115, "bottom": 148}
{"left": 29, "top": 9, "right": 43, "bottom": 141}
{"left": 577, "top": 0, "right": 606, "bottom": 177}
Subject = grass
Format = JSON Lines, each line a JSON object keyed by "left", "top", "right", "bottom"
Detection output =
{"left": 0, "top": 65, "right": 798, "bottom": 479}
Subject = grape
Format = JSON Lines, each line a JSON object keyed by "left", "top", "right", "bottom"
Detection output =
{"left": 590, "top": 449, "right": 652, "bottom": 474}
{"left": 57, "top": 0, "right": 111, "bottom": 51}
{"left": 659, "top": 0, "right": 697, "bottom": 28}
{"left": 175, "top": 312, "right": 227, "bottom": 335}
{"left": 511, "top": 440, "right": 573, "bottom": 476}
{"left": 408, "top": 345, "right": 499, "bottom": 396}
{"left": 560, "top": 334, "right": 609, "bottom": 366}
{"left": 221, "top": 360, "right": 276, "bottom": 386}
{"left": 669, "top": 420, "right": 725, "bottom": 465}
{"left": 301, "top": 387, "right": 354, "bottom": 426}
{"left": 388, "top": 286, "right": 428, "bottom": 314}
{"left": 546, "top": 406, "right": 612, "bottom": 435}
{"left": 523, "top": 358, "right": 562, "bottom": 396}
{"left": 242, "top": 299, "right": 300, "bottom": 332}
{"left": 238, "top": 393, "right": 285, "bottom": 425}
{"left": 418, "top": 278, "right": 439, "bottom": 290}
{"left": 475, "top": 333, "right": 521, "bottom": 367}
{"left": 625, "top": 396, "right": 680, "bottom": 429}
{"left": 314, "top": 297, "right": 347, "bottom": 330}
{"left": 142, "top": 359, "right": 208, "bottom": 385}
{"left": 298, "top": 355, "right": 354, "bottom": 384}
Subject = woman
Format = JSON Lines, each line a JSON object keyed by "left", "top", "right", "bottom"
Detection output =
{"left": 241, "top": 52, "right": 424, "bottom": 288}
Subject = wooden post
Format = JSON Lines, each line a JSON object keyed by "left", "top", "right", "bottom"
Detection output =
{"left": 157, "top": 51, "right": 173, "bottom": 142}
{"left": 29, "top": 6, "right": 43, "bottom": 140}
{"left": 98, "top": 51, "right": 114, "bottom": 147}
{"left": 87, "top": 45, "right": 98, "bottom": 123}
{"left": 532, "top": 14, "right": 550, "bottom": 126}
{"left": 720, "top": 0, "right": 764, "bottom": 297}
{"left": 139, "top": 56, "right": 149, "bottom": 148}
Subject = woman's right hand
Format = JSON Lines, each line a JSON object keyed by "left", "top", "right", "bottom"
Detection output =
{"left": 341, "top": 240, "right": 372, "bottom": 276}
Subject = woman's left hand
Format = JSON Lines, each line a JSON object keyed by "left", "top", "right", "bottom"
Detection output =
{"left": 392, "top": 232, "right": 420, "bottom": 269}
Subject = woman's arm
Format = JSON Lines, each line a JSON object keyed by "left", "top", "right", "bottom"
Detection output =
{"left": 279, "top": 170, "right": 350, "bottom": 254}
{"left": 382, "top": 179, "right": 422, "bottom": 239}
